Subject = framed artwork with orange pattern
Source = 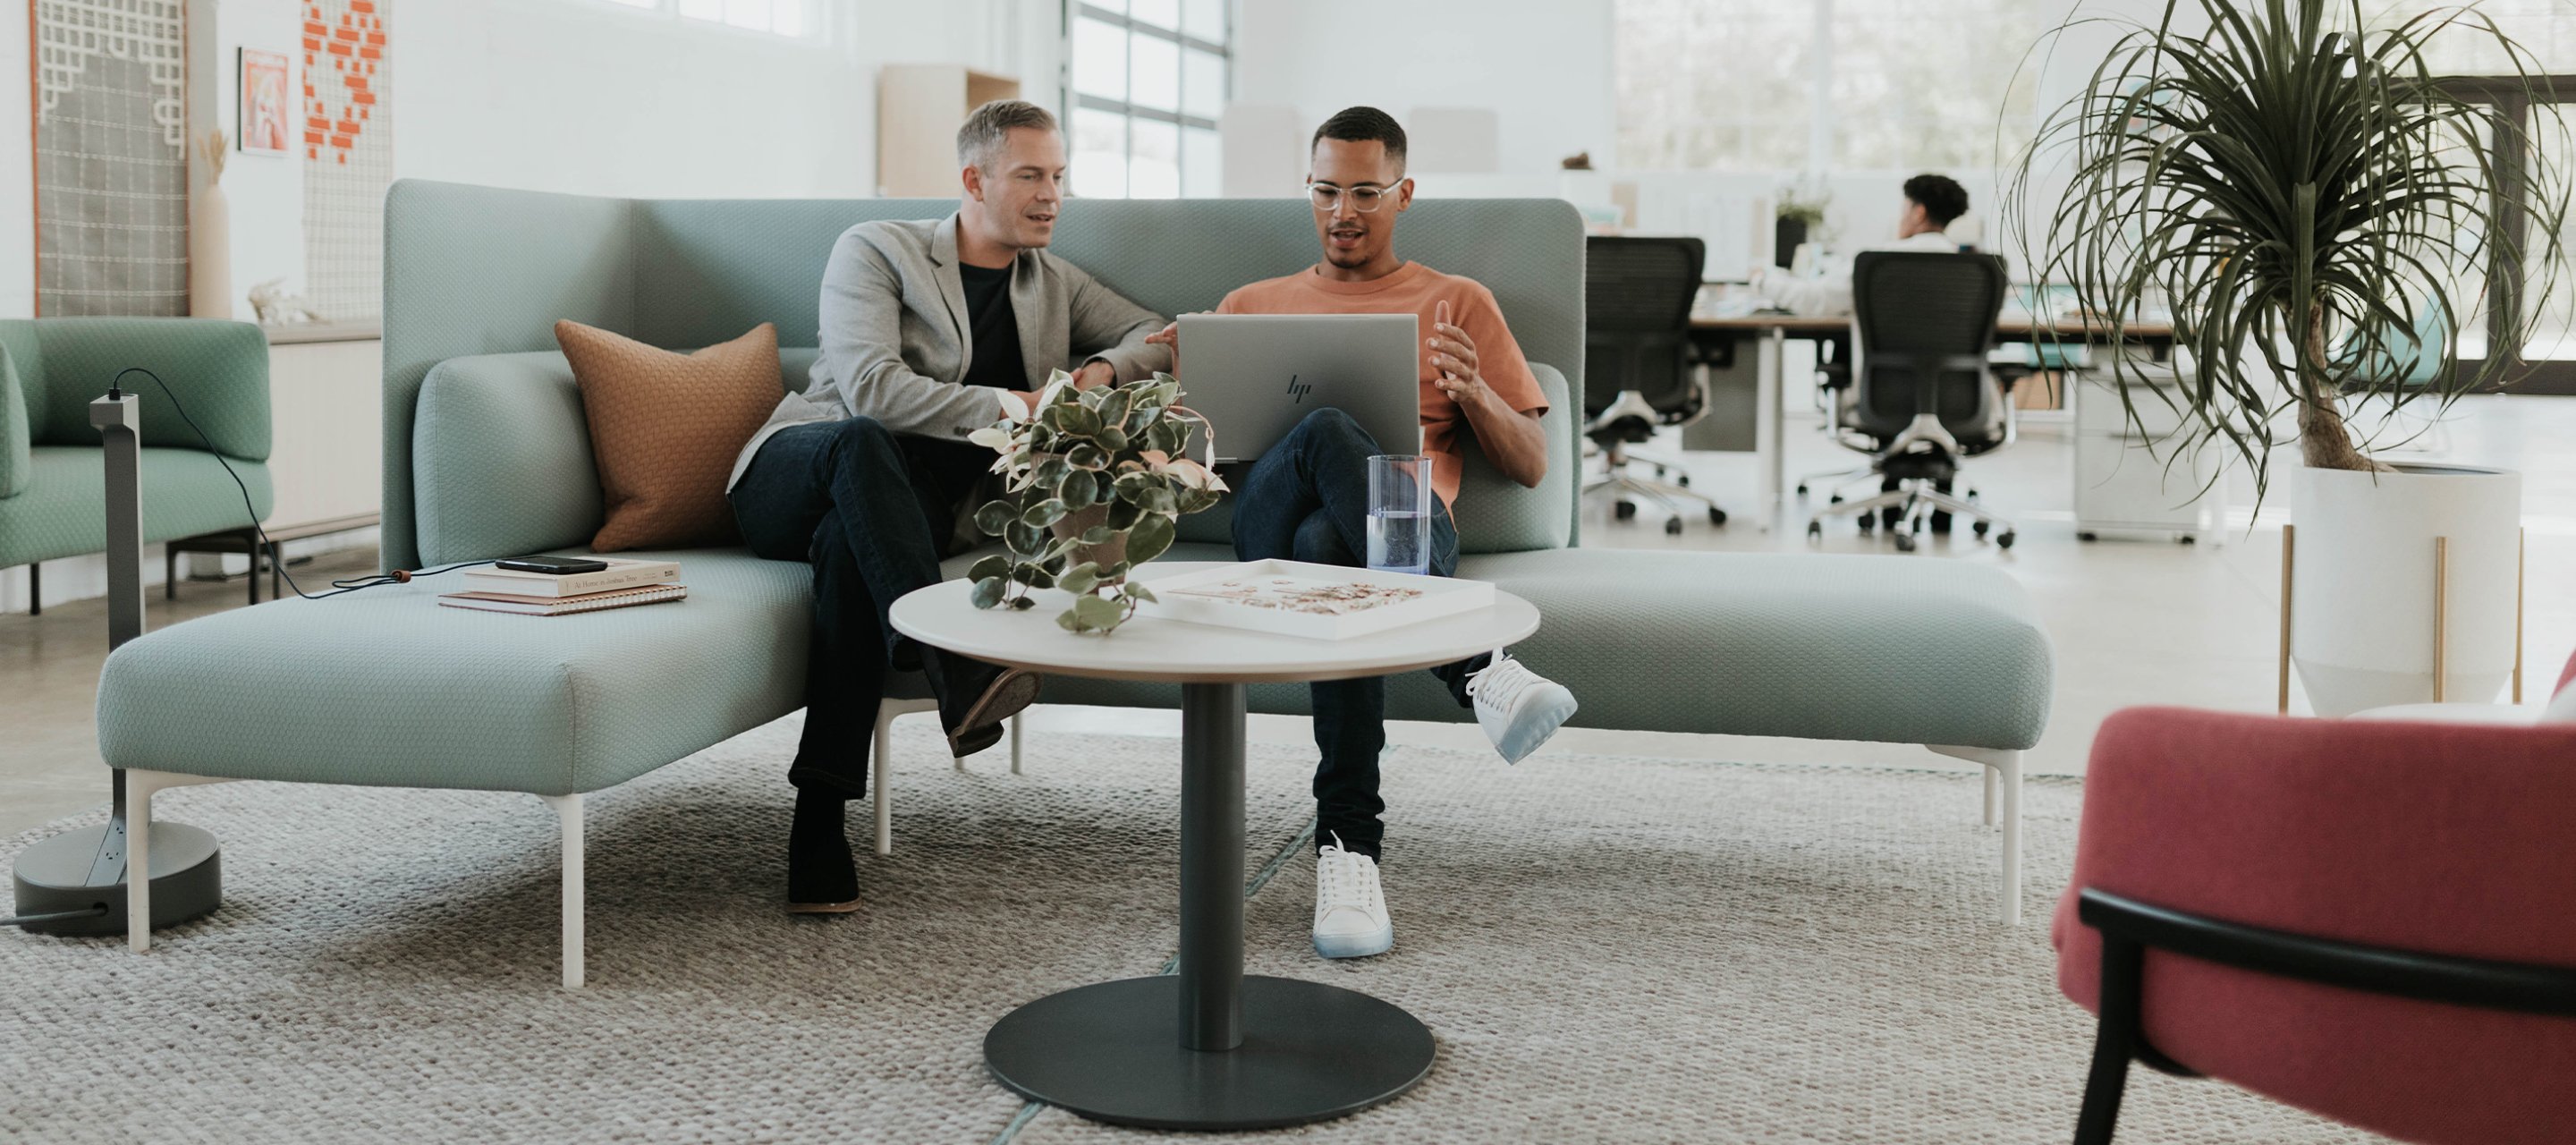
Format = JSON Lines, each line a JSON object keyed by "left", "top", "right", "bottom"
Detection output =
{"left": 239, "top": 49, "right": 292, "bottom": 156}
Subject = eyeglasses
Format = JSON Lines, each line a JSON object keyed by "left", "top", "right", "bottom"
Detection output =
{"left": 1307, "top": 183, "right": 1393, "bottom": 213}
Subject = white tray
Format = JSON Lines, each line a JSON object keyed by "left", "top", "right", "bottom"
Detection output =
{"left": 1132, "top": 558, "right": 1496, "bottom": 640}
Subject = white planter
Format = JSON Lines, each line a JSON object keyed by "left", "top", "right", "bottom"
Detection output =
{"left": 188, "top": 180, "right": 233, "bottom": 320}
{"left": 2290, "top": 462, "right": 2521, "bottom": 716}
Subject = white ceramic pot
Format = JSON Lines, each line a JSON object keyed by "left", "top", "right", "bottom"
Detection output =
{"left": 189, "top": 181, "right": 233, "bottom": 320}
{"left": 2290, "top": 462, "right": 2521, "bottom": 716}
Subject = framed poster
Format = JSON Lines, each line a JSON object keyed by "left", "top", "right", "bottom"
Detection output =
{"left": 239, "top": 48, "right": 292, "bottom": 155}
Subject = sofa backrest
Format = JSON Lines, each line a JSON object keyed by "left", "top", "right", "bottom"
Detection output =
{"left": 383, "top": 181, "right": 1585, "bottom": 570}
{"left": 0, "top": 317, "right": 271, "bottom": 457}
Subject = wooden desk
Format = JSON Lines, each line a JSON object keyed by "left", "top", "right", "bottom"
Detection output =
{"left": 1688, "top": 312, "right": 2177, "bottom": 522}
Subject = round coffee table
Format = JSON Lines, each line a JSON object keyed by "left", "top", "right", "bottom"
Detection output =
{"left": 891, "top": 562, "right": 1541, "bottom": 1131}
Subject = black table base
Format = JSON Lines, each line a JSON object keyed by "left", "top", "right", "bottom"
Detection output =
{"left": 985, "top": 974, "right": 1436, "bottom": 1130}
{"left": 982, "top": 682, "right": 1436, "bottom": 1130}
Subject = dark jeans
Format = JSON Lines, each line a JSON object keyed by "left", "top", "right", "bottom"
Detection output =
{"left": 730, "top": 418, "right": 992, "bottom": 800}
{"left": 1231, "top": 408, "right": 1485, "bottom": 861}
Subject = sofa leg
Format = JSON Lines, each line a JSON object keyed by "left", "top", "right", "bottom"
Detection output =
{"left": 872, "top": 706, "right": 895, "bottom": 857}
{"left": 1929, "top": 745, "right": 2022, "bottom": 925}
{"left": 541, "top": 793, "right": 584, "bottom": 990}
{"left": 26, "top": 562, "right": 37, "bottom": 615}
{"left": 1009, "top": 714, "right": 1024, "bottom": 776}
{"left": 127, "top": 776, "right": 157, "bottom": 954}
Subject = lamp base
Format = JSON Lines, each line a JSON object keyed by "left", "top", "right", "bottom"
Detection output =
{"left": 11, "top": 818, "right": 220, "bottom": 936}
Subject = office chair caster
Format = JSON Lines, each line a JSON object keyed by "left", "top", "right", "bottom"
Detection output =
{"left": 1677, "top": 473, "right": 1690, "bottom": 488}
{"left": 1856, "top": 513, "right": 1875, "bottom": 534}
{"left": 1614, "top": 500, "right": 1637, "bottom": 522}
{"left": 1806, "top": 520, "right": 1823, "bottom": 541}
{"left": 1893, "top": 531, "right": 1918, "bottom": 553}
{"left": 1796, "top": 482, "right": 1809, "bottom": 496}
{"left": 1707, "top": 506, "right": 1726, "bottom": 526}
{"left": 1996, "top": 530, "right": 2017, "bottom": 549}
{"left": 1664, "top": 518, "right": 1684, "bottom": 536}
{"left": 1973, "top": 521, "right": 1990, "bottom": 539}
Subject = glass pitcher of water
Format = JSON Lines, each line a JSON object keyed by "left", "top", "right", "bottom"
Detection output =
{"left": 1366, "top": 454, "right": 1434, "bottom": 575}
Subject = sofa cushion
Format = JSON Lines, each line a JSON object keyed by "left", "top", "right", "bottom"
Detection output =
{"left": 97, "top": 547, "right": 809, "bottom": 794}
{"left": 555, "top": 319, "right": 779, "bottom": 552}
{"left": 0, "top": 445, "right": 275, "bottom": 568}
{"left": 1038, "top": 546, "right": 2056, "bottom": 751}
{"left": 413, "top": 350, "right": 823, "bottom": 567}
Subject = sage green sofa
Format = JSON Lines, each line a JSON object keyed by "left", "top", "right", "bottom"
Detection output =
{"left": 2, "top": 318, "right": 275, "bottom": 613}
{"left": 95, "top": 182, "right": 2054, "bottom": 988}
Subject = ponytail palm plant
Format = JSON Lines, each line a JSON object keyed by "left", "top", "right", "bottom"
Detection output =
{"left": 2008, "top": 0, "right": 2572, "bottom": 488}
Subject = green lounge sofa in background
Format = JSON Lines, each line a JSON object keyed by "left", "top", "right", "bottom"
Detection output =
{"left": 1, "top": 318, "right": 274, "bottom": 614}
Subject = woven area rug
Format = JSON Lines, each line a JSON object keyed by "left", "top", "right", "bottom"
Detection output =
{"left": 0, "top": 721, "right": 2377, "bottom": 1143}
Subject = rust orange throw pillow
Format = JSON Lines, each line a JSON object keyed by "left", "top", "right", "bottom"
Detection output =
{"left": 554, "top": 319, "right": 780, "bottom": 553}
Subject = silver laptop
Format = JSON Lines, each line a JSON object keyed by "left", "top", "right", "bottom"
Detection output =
{"left": 1177, "top": 314, "right": 1422, "bottom": 462}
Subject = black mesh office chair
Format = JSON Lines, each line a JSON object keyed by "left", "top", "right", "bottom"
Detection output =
{"left": 1583, "top": 235, "right": 1725, "bottom": 534}
{"left": 1803, "top": 251, "right": 2017, "bottom": 553}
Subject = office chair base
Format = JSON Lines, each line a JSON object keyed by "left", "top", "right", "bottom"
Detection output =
{"left": 1808, "top": 484, "right": 2014, "bottom": 554}
{"left": 1587, "top": 472, "right": 1726, "bottom": 531}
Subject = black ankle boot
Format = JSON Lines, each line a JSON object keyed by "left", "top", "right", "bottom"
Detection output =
{"left": 926, "top": 651, "right": 1041, "bottom": 759}
{"left": 786, "top": 791, "right": 860, "bottom": 914}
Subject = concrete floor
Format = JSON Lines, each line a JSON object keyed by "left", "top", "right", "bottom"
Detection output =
{"left": 6, "top": 395, "right": 2573, "bottom": 840}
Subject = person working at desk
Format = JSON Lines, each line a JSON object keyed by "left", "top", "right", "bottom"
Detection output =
{"left": 1148, "top": 106, "right": 1579, "bottom": 962}
{"left": 728, "top": 99, "right": 1172, "bottom": 914}
{"left": 1750, "top": 174, "right": 1970, "bottom": 317}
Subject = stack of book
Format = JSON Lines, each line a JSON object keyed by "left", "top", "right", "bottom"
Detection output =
{"left": 437, "top": 558, "right": 687, "bottom": 616}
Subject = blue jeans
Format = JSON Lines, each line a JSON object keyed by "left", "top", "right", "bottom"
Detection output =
{"left": 730, "top": 418, "right": 994, "bottom": 799}
{"left": 1231, "top": 408, "right": 1485, "bottom": 861}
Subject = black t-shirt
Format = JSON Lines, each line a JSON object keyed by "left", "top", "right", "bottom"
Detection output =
{"left": 957, "top": 262, "right": 1028, "bottom": 394}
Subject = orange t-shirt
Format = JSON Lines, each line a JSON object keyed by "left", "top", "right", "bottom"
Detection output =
{"left": 1215, "top": 261, "right": 1549, "bottom": 508}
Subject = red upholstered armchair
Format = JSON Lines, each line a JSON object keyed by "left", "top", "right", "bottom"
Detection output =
{"left": 2055, "top": 691, "right": 2576, "bottom": 1143}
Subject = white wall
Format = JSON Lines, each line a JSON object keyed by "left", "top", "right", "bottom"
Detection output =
{"left": 2, "top": 2, "right": 34, "bottom": 319}
{"left": 1232, "top": 0, "right": 1617, "bottom": 177}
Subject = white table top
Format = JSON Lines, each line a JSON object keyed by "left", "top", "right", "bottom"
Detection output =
{"left": 889, "top": 562, "right": 1541, "bottom": 684}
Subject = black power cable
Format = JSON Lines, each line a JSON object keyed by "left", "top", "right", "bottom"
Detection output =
{"left": 111, "top": 367, "right": 496, "bottom": 598}
{"left": 0, "top": 903, "right": 109, "bottom": 928}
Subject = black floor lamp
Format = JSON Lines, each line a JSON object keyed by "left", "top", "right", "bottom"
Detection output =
{"left": 7, "top": 390, "right": 222, "bottom": 936}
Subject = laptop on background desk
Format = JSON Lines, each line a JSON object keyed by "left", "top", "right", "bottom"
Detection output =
{"left": 1176, "top": 314, "right": 1421, "bottom": 462}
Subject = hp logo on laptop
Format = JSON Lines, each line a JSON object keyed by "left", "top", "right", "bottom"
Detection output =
{"left": 1286, "top": 375, "right": 1313, "bottom": 403}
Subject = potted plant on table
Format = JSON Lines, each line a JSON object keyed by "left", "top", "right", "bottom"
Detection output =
{"left": 2008, "top": 0, "right": 2572, "bottom": 715}
{"left": 1774, "top": 179, "right": 1831, "bottom": 270}
{"left": 964, "top": 369, "right": 1225, "bottom": 635}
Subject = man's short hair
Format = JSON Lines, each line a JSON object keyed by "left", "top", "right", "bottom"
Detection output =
{"left": 1902, "top": 174, "right": 1970, "bottom": 227}
{"left": 958, "top": 99, "right": 1059, "bottom": 172}
{"left": 1310, "top": 106, "right": 1408, "bottom": 177}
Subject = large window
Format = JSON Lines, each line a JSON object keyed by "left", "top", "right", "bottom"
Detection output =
{"left": 1066, "top": 1, "right": 1231, "bottom": 198}
{"left": 1614, "top": 0, "right": 2046, "bottom": 173}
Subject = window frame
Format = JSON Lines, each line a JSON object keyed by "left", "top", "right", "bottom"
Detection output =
{"left": 1062, "top": 1, "right": 1233, "bottom": 198}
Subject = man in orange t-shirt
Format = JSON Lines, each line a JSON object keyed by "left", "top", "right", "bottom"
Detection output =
{"left": 1148, "top": 107, "right": 1579, "bottom": 962}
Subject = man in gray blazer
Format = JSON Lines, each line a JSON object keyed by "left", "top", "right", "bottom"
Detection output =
{"left": 727, "top": 100, "right": 1171, "bottom": 913}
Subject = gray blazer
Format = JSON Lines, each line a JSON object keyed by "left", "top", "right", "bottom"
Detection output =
{"left": 729, "top": 214, "right": 1173, "bottom": 488}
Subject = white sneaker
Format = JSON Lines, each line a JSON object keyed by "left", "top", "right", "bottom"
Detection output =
{"left": 1465, "top": 653, "right": 1578, "bottom": 764}
{"left": 1312, "top": 835, "right": 1394, "bottom": 959}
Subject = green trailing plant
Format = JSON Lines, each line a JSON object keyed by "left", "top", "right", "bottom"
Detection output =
{"left": 2005, "top": 0, "right": 2572, "bottom": 491}
{"left": 1775, "top": 178, "right": 1831, "bottom": 227}
{"left": 963, "top": 369, "right": 1226, "bottom": 634}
